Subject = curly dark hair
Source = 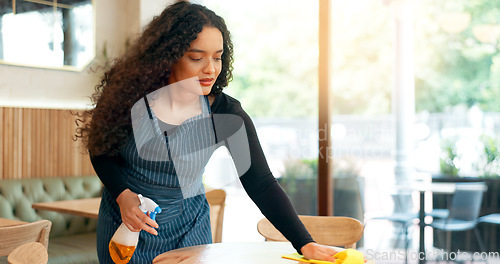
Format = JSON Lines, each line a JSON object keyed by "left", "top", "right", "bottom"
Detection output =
{"left": 75, "top": 1, "right": 234, "bottom": 156}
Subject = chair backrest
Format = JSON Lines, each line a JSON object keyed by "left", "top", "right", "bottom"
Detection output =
{"left": 7, "top": 242, "right": 48, "bottom": 264}
{"left": 448, "top": 182, "right": 487, "bottom": 221}
{"left": 391, "top": 191, "right": 415, "bottom": 214}
{"left": 0, "top": 220, "right": 52, "bottom": 256}
{"left": 257, "top": 216, "right": 364, "bottom": 248}
{"left": 206, "top": 188, "right": 226, "bottom": 243}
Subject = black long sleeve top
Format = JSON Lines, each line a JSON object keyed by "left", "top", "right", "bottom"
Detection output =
{"left": 90, "top": 92, "right": 314, "bottom": 253}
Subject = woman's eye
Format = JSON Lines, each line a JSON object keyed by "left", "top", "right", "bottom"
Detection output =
{"left": 190, "top": 57, "right": 202, "bottom": 61}
{"left": 214, "top": 57, "right": 222, "bottom": 61}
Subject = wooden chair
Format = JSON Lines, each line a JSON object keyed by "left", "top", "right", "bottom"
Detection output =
{"left": 7, "top": 242, "right": 48, "bottom": 264}
{"left": 257, "top": 215, "right": 364, "bottom": 248}
{"left": 0, "top": 220, "right": 52, "bottom": 257}
{"left": 206, "top": 188, "right": 226, "bottom": 243}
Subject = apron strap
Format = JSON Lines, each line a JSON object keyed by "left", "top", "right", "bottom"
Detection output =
{"left": 144, "top": 95, "right": 154, "bottom": 120}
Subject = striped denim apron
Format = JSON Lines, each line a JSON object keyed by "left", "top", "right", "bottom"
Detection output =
{"left": 97, "top": 95, "right": 216, "bottom": 264}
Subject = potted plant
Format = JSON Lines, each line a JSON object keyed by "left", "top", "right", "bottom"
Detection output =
{"left": 278, "top": 158, "right": 317, "bottom": 215}
{"left": 439, "top": 136, "right": 460, "bottom": 177}
{"left": 478, "top": 134, "right": 500, "bottom": 178}
{"left": 277, "top": 157, "right": 364, "bottom": 223}
{"left": 433, "top": 134, "right": 500, "bottom": 252}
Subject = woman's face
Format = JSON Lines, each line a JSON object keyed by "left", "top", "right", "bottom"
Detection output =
{"left": 168, "top": 26, "right": 223, "bottom": 95}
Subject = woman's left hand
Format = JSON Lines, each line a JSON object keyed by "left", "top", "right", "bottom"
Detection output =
{"left": 300, "top": 242, "right": 338, "bottom": 262}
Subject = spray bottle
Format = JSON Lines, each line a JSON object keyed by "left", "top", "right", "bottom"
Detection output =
{"left": 109, "top": 194, "right": 162, "bottom": 264}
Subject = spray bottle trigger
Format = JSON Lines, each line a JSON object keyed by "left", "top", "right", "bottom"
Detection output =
{"left": 148, "top": 207, "right": 162, "bottom": 221}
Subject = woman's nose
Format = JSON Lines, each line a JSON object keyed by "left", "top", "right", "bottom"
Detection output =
{"left": 203, "top": 60, "right": 216, "bottom": 74}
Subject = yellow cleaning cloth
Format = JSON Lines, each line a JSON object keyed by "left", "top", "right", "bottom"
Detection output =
{"left": 282, "top": 253, "right": 334, "bottom": 264}
{"left": 282, "top": 249, "right": 364, "bottom": 264}
{"left": 333, "top": 249, "right": 364, "bottom": 264}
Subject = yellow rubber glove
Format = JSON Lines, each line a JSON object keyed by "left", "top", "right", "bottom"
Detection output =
{"left": 333, "top": 249, "right": 364, "bottom": 264}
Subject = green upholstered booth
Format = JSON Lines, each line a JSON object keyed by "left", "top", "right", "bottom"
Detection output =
{"left": 0, "top": 176, "right": 101, "bottom": 264}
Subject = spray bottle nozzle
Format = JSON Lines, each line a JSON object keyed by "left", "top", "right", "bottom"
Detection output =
{"left": 137, "top": 194, "right": 162, "bottom": 221}
{"left": 149, "top": 207, "right": 162, "bottom": 221}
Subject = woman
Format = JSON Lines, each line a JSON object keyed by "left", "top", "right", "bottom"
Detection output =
{"left": 77, "top": 1, "right": 338, "bottom": 263}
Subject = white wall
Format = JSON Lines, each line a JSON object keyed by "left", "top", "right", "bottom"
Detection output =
{"left": 140, "top": 0, "right": 176, "bottom": 29}
{"left": 0, "top": 0, "right": 141, "bottom": 109}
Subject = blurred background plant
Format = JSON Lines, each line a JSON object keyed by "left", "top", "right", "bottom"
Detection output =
{"left": 439, "top": 136, "right": 460, "bottom": 177}
{"left": 90, "top": 39, "right": 131, "bottom": 78}
{"left": 440, "top": 134, "right": 500, "bottom": 178}
{"left": 280, "top": 157, "right": 361, "bottom": 183}
{"left": 479, "top": 134, "right": 500, "bottom": 177}
{"left": 279, "top": 158, "right": 316, "bottom": 194}
{"left": 278, "top": 157, "right": 363, "bottom": 219}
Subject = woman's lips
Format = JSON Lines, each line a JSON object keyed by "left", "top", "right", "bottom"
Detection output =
{"left": 199, "top": 78, "right": 213, "bottom": 86}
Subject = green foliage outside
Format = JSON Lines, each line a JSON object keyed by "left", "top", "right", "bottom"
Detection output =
{"left": 479, "top": 135, "right": 500, "bottom": 177}
{"left": 203, "top": 0, "right": 319, "bottom": 118}
{"left": 415, "top": 0, "right": 500, "bottom": 113}
{"left": 426, "top": 0, "right": 500, "bottom": 177}
{"left": 440, "top": 134, "right": 500, "bottom": 178}
{"left": 280, "top": 157, "right": 361, "bottom": 182}
{"left": 439, "top": 136, "right": 460, "bottom": 177}
{"left": 205, "top": 0, "right": 500, "bottom": 117}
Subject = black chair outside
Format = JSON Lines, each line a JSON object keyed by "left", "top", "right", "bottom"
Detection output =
{"left": 370, "top": 191, "right": 418, "bottom": 264}
{"left": 427, "top": 208, "right": 449, "bottom": 219}
{"left": 478, "top": 213, "right": 500, "bottom": 249}
{"left": 478, "top": 213, "right": 500, "bottom": 225}
{"left": 421, "top": 190, "right": 460, "bottom": 259}
{"left": 430, "top": 182, "right": 487, "bottom": 254}
{"left": 427, "top": 192, "right": 454, "bottom": 219}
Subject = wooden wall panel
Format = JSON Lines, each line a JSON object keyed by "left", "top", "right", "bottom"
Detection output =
{"left": 0, "top": 107, "right": 95, "bottom": 179}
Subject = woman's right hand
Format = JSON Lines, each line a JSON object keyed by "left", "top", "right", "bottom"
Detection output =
{"left": 116, "top": 189, "right": 159, "bottom": 235}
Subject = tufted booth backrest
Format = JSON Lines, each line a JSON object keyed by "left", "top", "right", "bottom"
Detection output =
{"left": 0, "top": 176, "right": 102, "bottom": 238}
